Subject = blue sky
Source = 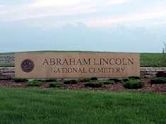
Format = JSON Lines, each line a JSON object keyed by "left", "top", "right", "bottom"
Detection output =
{"left": 0, "top": 0, "right": 166, "bottom": 53}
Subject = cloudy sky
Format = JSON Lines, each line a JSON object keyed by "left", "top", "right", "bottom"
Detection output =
{"left": 0, "top": 0, "right": 166, "bottom": 53}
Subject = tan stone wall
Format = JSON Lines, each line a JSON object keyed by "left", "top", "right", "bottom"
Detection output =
{"left": 15, "top": 52, "right": 140, "bottom": 79}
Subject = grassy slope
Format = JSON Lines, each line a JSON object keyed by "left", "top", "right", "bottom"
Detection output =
{"left": 141, "top": 53, "right": 166, "bottom": 67}
{"left": 0, "top": 88, "right": 165, "bottom": 124}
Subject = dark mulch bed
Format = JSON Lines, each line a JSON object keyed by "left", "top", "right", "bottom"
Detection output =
{"left": 0, "top": 79, "right": 166, "bottom": 93}
{"left": 0, "top": 80, "right": 27, "bottom": 88}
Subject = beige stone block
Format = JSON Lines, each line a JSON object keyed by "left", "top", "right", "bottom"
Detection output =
{"left": 15, "top": 52, "right": 140, "bottom": 79}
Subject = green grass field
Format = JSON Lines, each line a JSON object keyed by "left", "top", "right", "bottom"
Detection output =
{"left": 140, "top": 53, "right": 166, "bottom": 67}
{"left": 0, "top": 88, "right": 165, "bottom": 124}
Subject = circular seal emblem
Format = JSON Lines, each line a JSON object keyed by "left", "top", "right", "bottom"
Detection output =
{"left": 21, "top": 59, "right": 34, "bottom": 73}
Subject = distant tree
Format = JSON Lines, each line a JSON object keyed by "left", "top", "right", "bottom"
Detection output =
{"left": 162, "top": 42, "right": 166, "bottom": 54}
{"left": 162, "top": 48, "right": 164, "bottom": 54}
{"left": 161, "top": 42, "right": 166, "bottom": 66}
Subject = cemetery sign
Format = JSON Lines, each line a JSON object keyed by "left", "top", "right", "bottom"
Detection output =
{"left": 15, "top": 52, "right": 140, "bottom": 78}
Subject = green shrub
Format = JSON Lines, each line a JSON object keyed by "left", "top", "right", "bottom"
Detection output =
{"left": 84, "top": 82, "right": 102, "bottom": 88}
{"left": 90, "top": 77, "right": 98, "bottom": 81}
{"left": 85, "top": 79, "right": 115, "bottom": 86}
{"left": 78, "top": 78, "right": 91, "bottom": 82}
{"left": 100, "top": 80, "right": 115, "bottom": 85}
{"left": 64, "top": 80, "right": 78, "bottom": 84}
{"left": 45, "top": 78, "right": 57, "bottom": 82}
{"left": 109, "top": 78, "right": 121, "bottom": 83}
{"left": 49, "top": 82, "right": 62, "bottom": 88}
{"left": 32, "top": 79, "right": 45, "bottom": 82}
{"left": 122, "top": 78, "right": 129, "bottom": 82}
{"left": 32, "top": 79, "right": 57, "bottom": 82}
{"left": 123, "top": 79, "right": 143, "bottom": 89}
{"left": 13, "top": 78, "right": 28, "bottom": 83}
{"left": 151, "top": 77, "right": 166, "bottom": 84}
{"left": 27, "top": 80, "right": 42, "bottom": 86}
{"left": 129, "top": 76, "right": 140, "bottom": 80}
{"left": 36, "top": 78, "right": 57, "bottom": 82}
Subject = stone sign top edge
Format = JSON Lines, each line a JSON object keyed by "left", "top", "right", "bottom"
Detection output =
{"left": 14, "top": 51, "right": 140, "bottom": 55}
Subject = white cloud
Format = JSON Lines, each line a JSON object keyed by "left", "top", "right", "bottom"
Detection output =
{"left": 0, "top": 0, "right": 130, "bottom": 21}
{"left": 0, "top": 0, "right": 96, "bottom": 22}
{"left": 31, "top": 0, "right": 82, "bottom": 8}
{"left": 107, "top": 0, "right": 130, "bottom": 5}
{"left": 0, "top": 5, "right": 6, "bottom": 14}
{"left": 0, "top": 0, "right": 166, "bottom": 28}
{"left": 0, "top": 5, "right": 4, "bottom": 7}
{"left": 85, "top": 5, "right": 166, "bottom": 27}
{"left": 1, "top": 4, "right": 96, "bottom": 22}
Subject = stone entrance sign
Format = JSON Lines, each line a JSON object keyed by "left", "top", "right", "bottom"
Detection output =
{"left": 15, "top": 52, "right": 140, "bottom": 78}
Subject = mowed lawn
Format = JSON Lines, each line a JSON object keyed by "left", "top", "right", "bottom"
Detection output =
{"left": 0, "top": 88, "right": 165, "bottom": 124}
{"left": 140, "top": 53, "right": 166, "bottom": 67}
